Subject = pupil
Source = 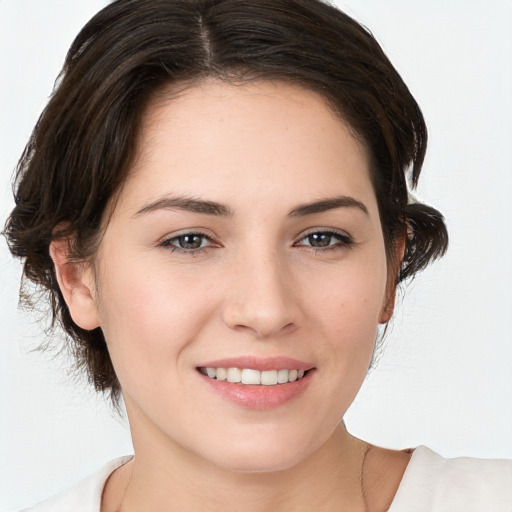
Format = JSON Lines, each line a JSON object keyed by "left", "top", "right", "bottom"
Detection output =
{"left": 180, "top": 235, "right": 202, "bottom": 249}
{"left": 309, "top": 233, "right": 330, "bottom": 247}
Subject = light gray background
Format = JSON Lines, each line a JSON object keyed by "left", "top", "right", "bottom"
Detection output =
{"left": 1, "top": 1, "right": 511, "bottom": 510}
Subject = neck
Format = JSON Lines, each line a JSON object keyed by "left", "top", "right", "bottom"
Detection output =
{"left": 104, "top": 420, "right": 370, "bottom": 512}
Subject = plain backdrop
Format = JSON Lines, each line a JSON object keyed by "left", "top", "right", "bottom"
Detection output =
{"left": 1, "top": 1, "right": 511, "bottom": 510}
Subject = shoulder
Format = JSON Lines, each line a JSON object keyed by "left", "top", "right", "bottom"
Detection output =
{"left": 389, "top": 446, "right": 512, "bottom": 512}
{"left": 20, "top": 456, "right": 133, "bottom": 512}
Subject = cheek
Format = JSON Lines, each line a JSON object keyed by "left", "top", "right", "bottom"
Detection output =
{"left": 307, "top": 258, "right": 387, "bottom": 332}
{"left": 302, "top": 252, "right": 388, "bottom": 370}
{"left": 94, "top": 257, "right": 218, "bottom": 377}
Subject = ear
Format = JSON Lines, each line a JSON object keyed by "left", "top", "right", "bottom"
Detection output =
{"left": 49, "top": 238, "right": 100, "bottom": 330}
{"left": 379, "top": 234, "right": 406, "bottom": 324}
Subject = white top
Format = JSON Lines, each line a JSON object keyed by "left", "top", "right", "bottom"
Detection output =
{"left": 22, "top": 447, "right": 512, "bottom": 511}
{"left": 387, "top": 446, "right": 512, "bottom": 512}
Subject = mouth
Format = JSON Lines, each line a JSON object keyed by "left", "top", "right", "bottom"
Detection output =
{"left": 196, "top": 357, "right": 315, "bottom": 408}
{"left": 197, "top": 367, "right": 308, "bottom": 385}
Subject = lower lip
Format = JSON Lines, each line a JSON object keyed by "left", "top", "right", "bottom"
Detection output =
{"left": 198, "top": 370, "right": 314, "bottom": 410}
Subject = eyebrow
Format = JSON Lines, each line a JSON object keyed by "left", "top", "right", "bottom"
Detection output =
{"left": 287, "top": 196, "right": 368, "bottom": 217}
{"left": 134, "top": 196, "right": 234, "bottom": 217}
{"left": 134, "top": 194, "right": 368, "bottom": 218}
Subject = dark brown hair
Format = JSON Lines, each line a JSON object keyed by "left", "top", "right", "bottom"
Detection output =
{"left": 4, "top": 0, "right": 448, "bottom": 402}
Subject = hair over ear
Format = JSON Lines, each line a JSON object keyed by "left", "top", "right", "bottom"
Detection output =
{"left": 400, "top": 203, "right": 448, "bottom": 282}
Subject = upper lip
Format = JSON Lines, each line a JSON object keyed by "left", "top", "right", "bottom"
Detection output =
{"left": 197, "top": 356, "right": 315, "bottom": 372}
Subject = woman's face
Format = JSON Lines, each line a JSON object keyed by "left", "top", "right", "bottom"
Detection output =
{"left": 78, "top": 81, "right": 393, "bottom": 472}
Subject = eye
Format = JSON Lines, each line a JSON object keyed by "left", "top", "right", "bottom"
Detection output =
{"left": 295, "top": 230, "right": 353, "bottom": 250}
{"left": 161, "top": 232, "right": 213, "bottom": 252}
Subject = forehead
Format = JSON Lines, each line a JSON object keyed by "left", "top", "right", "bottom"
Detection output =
{"left": 118, "top": 80, "right": 375, "bottom": 216}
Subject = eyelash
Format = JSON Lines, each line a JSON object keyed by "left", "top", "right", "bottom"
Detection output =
{"left": 160, "top": 232, "right": 215, "bottom": 254}
{"left": 159, "top": 229, "right": 354, "bottom": 254}
{"left": 293, "top": 229, "right": 354, "bottom": 253}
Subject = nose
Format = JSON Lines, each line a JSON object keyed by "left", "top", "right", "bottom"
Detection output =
{"left": 221, "top": 249, "right": 300, "bottom": 339}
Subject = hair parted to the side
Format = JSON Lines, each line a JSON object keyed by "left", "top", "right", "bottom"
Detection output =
{"left": 4, "top": 0, "right": 448, "bottom": 403}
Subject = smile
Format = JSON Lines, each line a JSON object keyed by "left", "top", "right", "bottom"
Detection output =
{"left": 198, "top": 367, "right": 306, "bottom": 385}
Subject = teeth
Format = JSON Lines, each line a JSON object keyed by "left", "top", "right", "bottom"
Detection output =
{"left": 241, "top": 369, "right": 261, "bottom": 385}
{"left": 277, "top": 369, "right": 289, "bottom": 384}
{"left": 261, "top": 370, "right": 278, "bottom": 386}
{"left": 226, "top": 367, "right": 242, "bottom": 383}
{"left": 201, "top": 367, "right": 307, "bottom": 385}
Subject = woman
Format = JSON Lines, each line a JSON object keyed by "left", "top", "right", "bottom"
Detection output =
{"left": 3, "top": 0, "right": 511, "bottom": 510}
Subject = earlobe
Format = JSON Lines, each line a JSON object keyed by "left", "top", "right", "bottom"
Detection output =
{"left": 378, "top": 296, "right": 396, "bottom": 324}
{"left": 379, "top": 234, "right": 406, "bottom": 324}
{"left": 49, "top": 239, "right": 100, "bottom": 331}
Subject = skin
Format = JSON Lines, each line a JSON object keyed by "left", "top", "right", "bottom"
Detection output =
{"left": 51, "top": 80, "right": 409, "bottom": 511}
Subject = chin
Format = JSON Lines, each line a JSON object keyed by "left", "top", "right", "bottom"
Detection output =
{"left": 201, "top": 429, "right": 324, "bottom": 474}
{"left": 216, "top": 452, "right": 305, "bottom": 474}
